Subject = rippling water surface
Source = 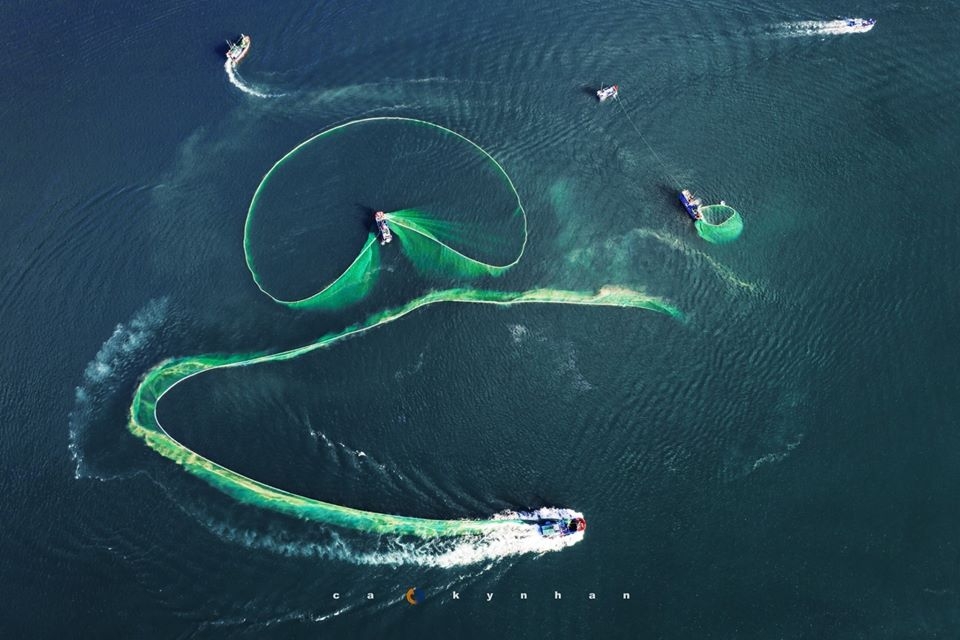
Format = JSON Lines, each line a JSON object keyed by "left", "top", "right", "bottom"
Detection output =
{"left": 2, "top": 1, "right": 959, "bottom": 637}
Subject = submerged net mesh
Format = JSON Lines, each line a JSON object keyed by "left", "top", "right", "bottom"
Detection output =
{"left": 266, "top": 233, "right": 381, "bottom": 310}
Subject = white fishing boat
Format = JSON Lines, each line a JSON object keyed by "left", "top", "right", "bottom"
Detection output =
{"left": 226, "top": 34, "right": 251, "bottom": 65}
{"left": 597, "top": 84, "right": 619, "bottom": 102}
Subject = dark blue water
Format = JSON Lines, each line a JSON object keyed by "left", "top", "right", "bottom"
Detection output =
{"left": 2, "top": 1, "right": 959, "bottom": 637}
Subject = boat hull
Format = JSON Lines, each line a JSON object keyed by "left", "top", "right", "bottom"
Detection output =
{"left": 597, "top": 85, "right": 619, "bottom": 102}
{"left": 374, "top": 211, "right": 393, "bottom": 244}
{"left": 517, "top": 508, "right": 586, "bottom": 538}
{"left": 227, "top": 35, "right": 251, "bottom": 65}
{"left": 678, "top": 192, "right": 702, "bottom": 220}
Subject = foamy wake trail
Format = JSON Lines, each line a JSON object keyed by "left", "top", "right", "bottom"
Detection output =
{"left": 69, "top": 298, "right": 170, "bottom": 478}
{"left": 196, "top": 605, "right": 354, "bottom": 634}
{"left": 634, "top": 229, "right": 759, "bottom": 293}
{"left": 202, "top": 517, "right": 584, "bottom": 568}
{"left": 224, "top": 60, "right": 279, "bottom": 98}
{"left": 364, "top": 522, "right": 585, "bottom": 568}
{"left": 774, "top": 19, "right": 875, "bottom": 37}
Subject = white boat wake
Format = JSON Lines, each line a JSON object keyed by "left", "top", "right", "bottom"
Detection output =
{"left": 69, "top": 298, "right": 170, "bottom": 479}
{"left": 194, "top": 509, "right": 585, "bottom": 568}
{"left": 776, "top": 18, "right": 876, "bottom": 37}
{"left": 224, "top": 59, "right": 280, "bottom": 98}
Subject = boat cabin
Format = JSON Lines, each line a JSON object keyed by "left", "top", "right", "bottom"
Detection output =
{"left": 374, "top": 211, "right": 393, "bottom": 245}
{"left": 597, "top": 85, "right": 619, "bottom": 102}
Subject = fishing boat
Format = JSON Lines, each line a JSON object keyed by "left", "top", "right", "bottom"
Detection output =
{"left": 517, "top": 508, "right": 586, "bottom": 538}
{"left": 678, "top": 189, "right": 704, "bottom": 221}
{"left": 226, "top": 34, "right": 251, "bottom": 65}
{"left": 597, "top": 84, "right": 619, "bottom": 102}
{"left": 374, "top": 211, "right": 393, "bottom": 245}
{"left": 839, "top": 17, "right": 876, "bottom": 32}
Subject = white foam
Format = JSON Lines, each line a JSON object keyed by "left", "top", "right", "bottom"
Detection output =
{"left": 633, "top": 228, "right": 760, "bottom": 293}
{"left": 366, "top": 525, "right": 585, "bottom": 568}
{"left": 507, "top": 323, "right": 529, "bottom": 343}
{"left": 68, "top": 298, "right": 170, "bottom": 477}
{"left": 393, "top": 351, "right": 425, "bottom": 381}
{"left": 224, "top": 59, "right": 279, "bottom": 98}
{"left": 197, "top": 604, "right": 353, "bottom": 633}
{"left": 751, "top": 434, "right": 804, "bottom": 471}
{"left": 557, "top": 342, "right": 593, "bottom": 392}
{"left": 776, "top": 19, "right": 876, "bottom": 37}
{"left": 199, "top": 514, "right": 583, "bottom": 568}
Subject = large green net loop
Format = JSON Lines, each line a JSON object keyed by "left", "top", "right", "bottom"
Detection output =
{"left": 695, "top": 204, "right": 743, "bottom": 244}
{"left": 128, "top": 286, "right": 682, "bottom": 537}
{"left": 244, "top": 117, "right": 526, "bottom": 308}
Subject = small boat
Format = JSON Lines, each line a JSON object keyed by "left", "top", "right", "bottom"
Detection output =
{"left": 841, "top": 17, "right": 876, "bottom": 32}
{"left": 818, "top": 17, "right": 876, "bottom": 34}
{"left": 678, "top": 189, "right": 704, "bottom": 221}
{"left": 517, "top": 508, "right": 586, "bottom": 538}
{"left": 226, "top": 34, "right": 251, "bottom": 65}
{"left": 374, "top": 211, "right": 393, "bottom": 245}
{"left": 597, "top": 84, "right": 619, "bottom": 102}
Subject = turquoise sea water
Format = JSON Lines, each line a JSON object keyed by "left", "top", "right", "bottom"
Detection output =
{"left": 1, "top": 1, "right": 959, "bottom": 637}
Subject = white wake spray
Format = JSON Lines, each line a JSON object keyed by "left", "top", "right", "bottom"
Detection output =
{"left": 69, "top": 298, "right": 170, "bottom": 478}
{"left": 224, "top": 59, "right": 279, "bottom": 98}
{"left": 776, "top": 18, "right": 876, "bottom": 37}
{"left": 201, "top": 517, "right": 585, "bottom": 568}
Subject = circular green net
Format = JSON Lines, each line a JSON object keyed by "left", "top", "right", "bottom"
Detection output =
{"left": 695, "top": 204, "right": 743, "bottom": 244}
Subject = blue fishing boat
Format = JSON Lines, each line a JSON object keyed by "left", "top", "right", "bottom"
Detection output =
{"left": 517, "top": 508, "right": 586, "bottom": 538}
{"left": 678, "top": 189, "right": 704, "bottom": 221}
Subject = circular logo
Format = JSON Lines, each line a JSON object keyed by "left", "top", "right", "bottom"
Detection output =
{"left": 405, "top": 587, "right": 423, "bottom": 605}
